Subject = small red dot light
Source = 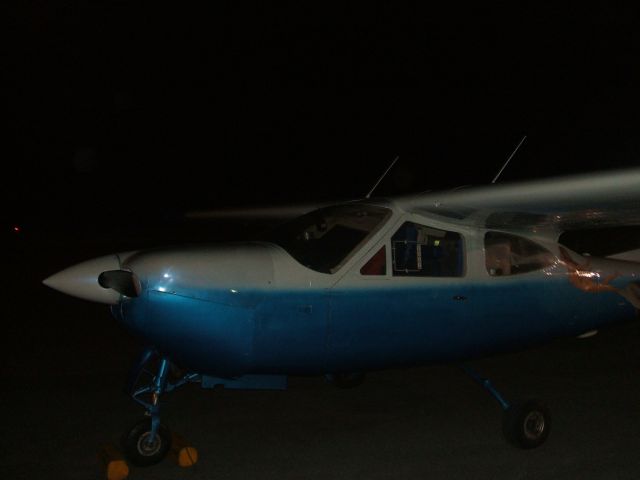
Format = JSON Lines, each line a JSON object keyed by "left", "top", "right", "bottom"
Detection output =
{"left": 13, "top": 226, "right": 20, "bottom": 233}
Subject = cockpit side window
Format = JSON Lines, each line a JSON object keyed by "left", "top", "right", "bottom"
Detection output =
{"left": 485, "top": 232, "right": 554, "bottom": 276}
{"left": 267, "top": 205, "right": 392, "bottom": 274}
{"left": 391, "top": 222, "right": 464, "bottom": 277}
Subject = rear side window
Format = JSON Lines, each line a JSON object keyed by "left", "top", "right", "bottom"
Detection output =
{"left": 485, "top": 232, "right": 554, "bottom": 276}
{"left": 391, "top": 222, "right": 464, "bottom": 277}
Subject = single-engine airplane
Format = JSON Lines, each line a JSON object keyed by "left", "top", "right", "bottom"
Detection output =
{"left": 43, "top": 167, "right": 640, "bottom": 466}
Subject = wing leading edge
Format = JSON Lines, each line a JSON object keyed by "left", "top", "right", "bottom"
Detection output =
{"left": 394, "top": 167, "right": 640, "bottom": 235}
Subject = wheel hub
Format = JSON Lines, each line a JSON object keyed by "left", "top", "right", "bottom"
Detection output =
{"left": 523, "top": 410, "right": 545, "bottom": 440}
{"left": 137, "top": 431, "right": 162, "bottom": 456}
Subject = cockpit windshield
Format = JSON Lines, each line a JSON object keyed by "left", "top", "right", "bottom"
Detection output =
{"left": 266, "top": 204, "right": 392, "bottom": 274}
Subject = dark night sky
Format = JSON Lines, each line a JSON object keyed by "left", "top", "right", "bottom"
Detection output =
{"left": 5, "top": 4, "right": 640, "bottom": 233}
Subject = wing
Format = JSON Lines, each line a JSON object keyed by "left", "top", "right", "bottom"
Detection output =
{"left": 185, "top": 203, "right": 327, "bottom": 221}
{"left": 185, "top": 197, "right": 360, "bottom": 222}
{"left": 395, "top": 167, "right": 640, "bottom": 235}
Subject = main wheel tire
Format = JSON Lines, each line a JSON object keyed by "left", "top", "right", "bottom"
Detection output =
{"left": 123, "top": 418, "right": 172, "bottom": 467}
{"left": 331, "top": 372, "right": 365, "bottom": 389}
{"left": 502, "top": 400, "right": 551, "bottom": 449}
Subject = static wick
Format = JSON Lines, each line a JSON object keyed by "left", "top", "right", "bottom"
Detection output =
{"left": 492, "top": 135, "right": 527, "bottom": 184}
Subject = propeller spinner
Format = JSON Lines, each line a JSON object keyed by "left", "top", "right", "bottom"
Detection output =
{"left": 43, "top": 254, "right": 139, "bottom": 304}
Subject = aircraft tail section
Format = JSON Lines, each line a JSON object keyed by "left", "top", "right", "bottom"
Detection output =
{"left": 607, "top": 248, "right": 640, "bottom": 263}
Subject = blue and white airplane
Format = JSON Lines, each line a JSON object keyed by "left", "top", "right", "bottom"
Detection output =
{"left": 43, "top": 168, "right": 640, "bottom": 466}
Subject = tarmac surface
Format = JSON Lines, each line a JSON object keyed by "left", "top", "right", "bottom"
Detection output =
{"left": 4, "top": 228, "right": 640, "bottom": 479}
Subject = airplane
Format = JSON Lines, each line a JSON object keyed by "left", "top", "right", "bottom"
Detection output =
{"left": 42, "top": 167, "right": 640, "bottom": 466}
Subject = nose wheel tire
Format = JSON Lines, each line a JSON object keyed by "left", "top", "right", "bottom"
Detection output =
{"left": 502, "top": 400, "right": 551, "bottom": 449}
{"left": 123, "top": 418, "right": 172, "bottom": 467}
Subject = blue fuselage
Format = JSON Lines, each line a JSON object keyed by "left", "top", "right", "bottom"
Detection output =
{"left": 41, "top": 200, "right": 640, "bottom": 381}
{"left": 115, "top": 259, "right": 636, "bottom": 377}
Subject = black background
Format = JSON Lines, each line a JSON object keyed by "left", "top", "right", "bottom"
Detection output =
{"left": 6, "top": 4, "right": 640, "bottom": 236}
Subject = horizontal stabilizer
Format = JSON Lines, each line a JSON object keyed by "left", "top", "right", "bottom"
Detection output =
{"left": 608, "top": 248, "right": 640, "bottom": 263}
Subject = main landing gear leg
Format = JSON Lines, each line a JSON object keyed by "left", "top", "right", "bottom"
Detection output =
{"left": 460, "top": 365, "right": 551, "bottom": 449}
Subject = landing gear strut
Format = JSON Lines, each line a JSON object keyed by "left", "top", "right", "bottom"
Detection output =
{"left": 123, "top": 348, "right": 199, "bottom": 466}
{"left": 461, "top": 365, "right": 551, "bottom": 449}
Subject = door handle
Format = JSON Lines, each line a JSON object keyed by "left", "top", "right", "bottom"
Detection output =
{"left": 453, "top": 295, "right": 467, "bottom": 301}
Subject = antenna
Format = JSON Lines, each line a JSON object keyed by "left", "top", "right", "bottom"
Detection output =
{"left": 492, "top": 135, "right": 527, "bottom": 184}
{"left": 366, "top": 155, "right": 399, "bottom": 199}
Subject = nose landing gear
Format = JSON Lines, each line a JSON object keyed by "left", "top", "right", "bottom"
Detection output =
{"left": 123, "top": 348, "right": 200, "bottom": 466}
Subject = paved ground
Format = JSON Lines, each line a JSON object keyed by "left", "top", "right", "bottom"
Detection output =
{"left": 4, "top": 231, "right": 640, "bottom": 479}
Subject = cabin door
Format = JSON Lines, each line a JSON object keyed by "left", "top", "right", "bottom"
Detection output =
{"left": 327, "top": 220, "right": 475, "bottom": 371}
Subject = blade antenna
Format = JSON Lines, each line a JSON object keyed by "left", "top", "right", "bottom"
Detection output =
{"left": 366, "top": 155, "right": 400, "bottom": 199}
{"left": 492, "top": 135, "right": 527, "bottom": 184}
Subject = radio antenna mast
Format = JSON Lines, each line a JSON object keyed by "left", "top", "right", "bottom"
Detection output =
{"left": 492, "top": 135, "right": 527, "bottom": 184}
{"left": 366, "top": 155, "right": 400, "bottom": 199}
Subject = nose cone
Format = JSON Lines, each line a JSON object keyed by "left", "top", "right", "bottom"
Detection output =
{"left": 43, "top": 254, "right": 122, "bottom": 304}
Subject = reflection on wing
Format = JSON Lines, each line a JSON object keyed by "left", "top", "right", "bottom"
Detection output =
{"left": 558, "top": 247, "right": 640, "bottom": 309}
{"left": 558, "top": 247, "right": 620, "bottom": 293}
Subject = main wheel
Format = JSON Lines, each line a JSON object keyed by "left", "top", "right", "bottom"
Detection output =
{"left": 502, "top": 400, "right": 551, "bottom": 449}
{"left": 123, "top": 418, "right": 172, "bottom": 467}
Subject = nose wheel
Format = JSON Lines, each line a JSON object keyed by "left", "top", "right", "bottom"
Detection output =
{"left": 123, "top": 418, "right": 172, "bottom": 466}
